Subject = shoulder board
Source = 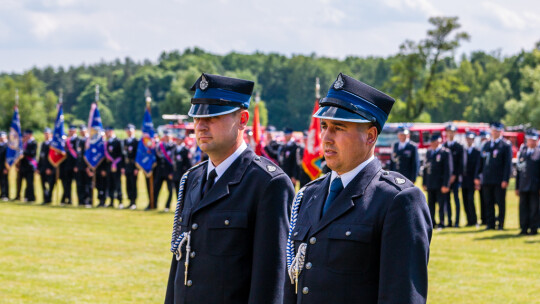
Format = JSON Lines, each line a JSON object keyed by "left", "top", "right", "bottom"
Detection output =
{"left": 380, "top": 170, "right": 414, "bottom": 191}
{"left": 252, "top": 155, "right": 284, "bottom": 177}
{"left": 302, "top": 172, "right": 329, "bottom": 190}
{"left": 186, "top": 160, "right": 208, "bottom": 175}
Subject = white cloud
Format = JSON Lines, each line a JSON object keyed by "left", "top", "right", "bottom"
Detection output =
{"left": 381, "top": 0, "right": 439, "bottom": 16}
{"left": 482, "top": 1, "right": 540, "bottom": 30}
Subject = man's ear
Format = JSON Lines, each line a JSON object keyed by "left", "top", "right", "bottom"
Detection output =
{"left": 239, "top": 110, "right": 249, "bottom": 129}
{"left": 366, "top": 125, "right": 378, "bottom": 145}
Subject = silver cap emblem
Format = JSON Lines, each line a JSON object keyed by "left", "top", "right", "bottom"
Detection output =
{"left": 200, "top": 75, "right": 209, "bottom": 90}
{"left": 333, "top": 74, "right": 344, "bottom": 89}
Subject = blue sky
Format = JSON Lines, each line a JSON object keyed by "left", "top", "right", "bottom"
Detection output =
{"left": 1, "top": 0, "right": 539, "bottom": 73}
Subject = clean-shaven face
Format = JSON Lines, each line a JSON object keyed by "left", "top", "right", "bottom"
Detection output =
{"left": 320, "top": 119, "right": 376, "bottom": 175}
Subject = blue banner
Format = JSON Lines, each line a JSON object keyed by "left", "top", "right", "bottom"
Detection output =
{"left": 5, "top": 107, "right": 22, "bottom": 168}
{"left": 84, "top": 103, "right": 105, "bottom": 169}
{"left": 135, "top": 107, "right": 156, "bottom": 176}
{"left": 48, "top": 104, "right": 67, "bottom": 167}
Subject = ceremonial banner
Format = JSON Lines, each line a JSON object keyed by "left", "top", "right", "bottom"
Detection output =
{"left": 135, "top": 106, "right": 156, "bottom": 176}
{"left": 5, "top": 106, "right": 22, "bottom": 169}
{"left": 84, "top": 103, "right": 105, "bottom": 169}
{"left": 302, "top": 100, "right": 323, "bottom": 180}
{"left": 252, "top": 102, "right": 263, "bottom": 156}
{"left": 48, "top": 104, "right": 67, "bottom": 167}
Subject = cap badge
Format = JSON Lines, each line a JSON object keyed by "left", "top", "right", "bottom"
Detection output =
{"left": 200, "top": 75, "right": 209, "bottom": 90}
{"left": 395, "top": 177, "right": 406, "bottom": 184}
{"left": 267, "top": 165, "right": 277, "bottom": 172}
{"left": 333, "top": 74, "right": 344, "bottom": 89}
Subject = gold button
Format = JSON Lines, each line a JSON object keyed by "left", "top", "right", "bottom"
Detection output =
{"left": 186, "top": 280, "right": 192, "bottom": 287}
{"left": 302, "top": 287, "right": 309, "bottom": 294}
{"left": 309, "top": 237, "right": 316, "bottom": 244}
{"left": 345, "top": 231, "right": 352, "bottom": 236}
{"left": 224, "top": 219, "right": 230, "bottom": 226}
{"left": 179, "top": 217, "right": 183, "bottom": 222}
{"left": 192, "top": 223, "right": 198, "bottom": 230}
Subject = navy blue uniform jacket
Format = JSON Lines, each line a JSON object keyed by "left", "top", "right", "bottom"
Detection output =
{"left": 165, "top": 148, "right": 295, "bottom": 304}
{"left": 390, "top": 141, "right": 419, "bottom": 182}
{"left": 423, "top": 148, "right": 453, "bottom": 191}
{"left": 462, "top": 147, "right": 481, "bottom": 189}
{"left": 284, "top": 159, "right": 432, "bottom": 304}
{"left": 478, "top": 139, "right": 512, "bottom": 185}
{"left": 515, "top": 145, "right": 540, "bottom": 192}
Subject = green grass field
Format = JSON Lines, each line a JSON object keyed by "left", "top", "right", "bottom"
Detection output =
{"left": 1, "top": 173, "right": 539, "bottom": 303}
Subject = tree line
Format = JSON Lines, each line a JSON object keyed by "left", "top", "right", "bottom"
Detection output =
{"left": 1, "top": 17, "right": 539, "bottom": 132}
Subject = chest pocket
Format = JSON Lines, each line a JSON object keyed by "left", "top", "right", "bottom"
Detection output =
{"left": 326, "top": 224, "right": 373, "bottom": 274}
{"left": 207, "top": 211, "right": 249, "bottom": 256}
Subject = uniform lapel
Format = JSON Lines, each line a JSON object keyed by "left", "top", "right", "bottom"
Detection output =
{"left": 189, "top": 164, "right": 206, "bottom": 208}
{"left": 312, "top": 159, "right": 382, "bottom": 235}
{"left": 305, "top": 174, "right": 331, "bottom": 227}
{"left": 193, "top": 149, "right": 255, "bottom": 213}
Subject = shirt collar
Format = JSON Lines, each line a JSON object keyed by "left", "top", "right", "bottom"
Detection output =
{"left": 207, "top": 142, "right": 248, "bottom": 182}
{"left": 329, "top": 155, "right": 375, "bottom": 190}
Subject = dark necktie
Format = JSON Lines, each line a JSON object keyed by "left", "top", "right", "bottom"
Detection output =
{"left": 322, "top": 177, "right": 344, "bottom": 216}
{"left": 202, "top": 169, "right": 217, "bottom": 198}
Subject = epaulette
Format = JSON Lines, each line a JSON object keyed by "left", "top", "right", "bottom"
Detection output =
{"left": 302, "top": 172, "right": 329, "bottom": 190}
{"left": 252, "top": 155, "right": 283, "bottom": 177}
{"left": 379, "top": 170, "right": 413, "bottom": 191}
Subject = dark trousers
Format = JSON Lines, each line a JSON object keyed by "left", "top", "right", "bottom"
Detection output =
{"left": 40, "top": 171, "right": 55, "bottom": 203}
{"left": 96, "top": 168, "right": 108, "bottom": 205}
{"left": 482, "top": 184, "right": 506, "bottom": 229}
{"left": 61, "top": 167, "right": 75, "bottom": 204}
{"left": 22, "top": 169, "right": 35, "bottom": 201}
{"left": 108, "top": 169, "right": 122, "bottom": 201}
{"left": 479, "top": 186, "right": 486, "bottom": 225}
{"left": 448, "top": 182, "right": 461, "bottom": 226}
{"left": 76, "top": 168, "right": 91, "bottom": 205}
{"left": 0, "top": 170, "right": 8, "bottom": 199}
{"left": 125, "top": 169, "right": 137, "bottom": 204}
{"left": 462, "top": 187, "right": 478, "bottom": 226}
{"left": 154, "top": 172, "right": 173, "bottom": 209}
{"left": 519, "top": 191, "right": 539, "bottom": 232}
{"left": 427, "top": 189, "right": 446, "bottom": 228}
{"left": 15, "top": 170, "right": 22, "bottom": 199}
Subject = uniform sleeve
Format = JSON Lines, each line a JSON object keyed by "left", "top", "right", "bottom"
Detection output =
{"left": 248, "top": 173, "right": 294, "bottom": 304}
{"left": 378, "top": 186, "right": 432, "bottom": 304}
{"left": 503, "top": 143, "right": 512, "bottom": 182}
{"left": 164, "top": 255, "right": 178, "bottom": 304}
{"left": 443, "top": 152, "right": 453, "bottom": 188}
{"left": 412, "top": 145, "right": 419, "bottom": 183}
{"left": 422, "top": 152, "right": 428, "bottom": 187}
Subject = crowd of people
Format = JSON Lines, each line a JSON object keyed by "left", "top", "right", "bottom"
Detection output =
{"left": 0, "top": 124, "right": 316, "bottom": 211}
{"left": 391, "top": 123, "right": 539, "bottom": 235}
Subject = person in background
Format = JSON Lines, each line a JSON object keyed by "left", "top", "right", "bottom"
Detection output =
{"left": 475, "top": 122, "right": 512, "bottom": 230}
{"left": 20, "top": 130, "right": 37, "bottom": 202}
{"left": 60, "top": 125, "right": 79, "bottom": 205}
{"left": 515, "top": 129, "right": 540, "bottom": 235}
{"left": 279, "top": 127, "right": 299, "bottom": 185}
{"left": 390, "top": 126, "right": 419, "bottom": 183}
{"left": 38, "top": 128, "right": 55, "bottom": 204}
{"left": 0, "top": 131, "right": 9, "bottom": 201}
{"left": 423, "top": 134, "right": 453, "bottom": 228}
{"left": 461, "top": 132, "right": 480, "bottom": 227}
{"left": 443, "top": 124, "right": 464, "bottom": 227}
{"left": 122, "top": 124, "right": 139, "bottom": 210}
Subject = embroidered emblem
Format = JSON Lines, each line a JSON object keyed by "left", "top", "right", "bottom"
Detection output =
{"left": 267, "top": 165, "right": 277, "bottom": 172}
{"left": 395, "top": 177, "right": 406, "bottom": 184}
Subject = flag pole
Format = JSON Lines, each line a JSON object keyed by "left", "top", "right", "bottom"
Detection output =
{"left": 91, "top": 85, "right": 99, "bottom": 206}
{"left": 145, "top": 88, "right": 155, "bottom": 210}
{"left": 54, "top": 89, "right": 63, "bottom": 206}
